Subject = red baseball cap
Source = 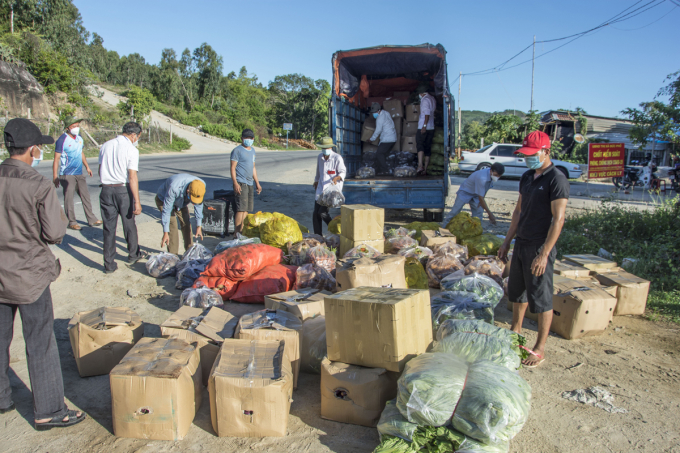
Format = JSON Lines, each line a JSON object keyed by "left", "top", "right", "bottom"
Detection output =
{"left": 515, "top": 130, "right": 551, "bottom": 155}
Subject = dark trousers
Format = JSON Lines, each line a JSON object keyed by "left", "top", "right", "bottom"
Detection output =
{"left": 313, "top": 201, "right": 332, "bottom": 236}
{"left": 100, "top": 185, "right": 141, "bottom": 271}
{"left": 375, "top": 141, "right": 396, "bottom": 174}
{"left": 0, "top": 285, "right": 67, "bottom": 420}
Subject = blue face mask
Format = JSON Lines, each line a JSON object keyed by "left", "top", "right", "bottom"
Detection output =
{"left": 525, "top": 154, "right": 543, "bottom": 170}
{"left": 373, "top": 113, "right": 379, "bottom": 119}
{"left": 243, "top": 138, "right": 254, "bottom": 147}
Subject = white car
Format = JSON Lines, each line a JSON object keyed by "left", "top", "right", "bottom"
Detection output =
{"left": 459, "top": 143, "right": 583, "bottom": 179}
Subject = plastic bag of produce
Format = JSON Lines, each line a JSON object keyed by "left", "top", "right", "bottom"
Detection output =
{"left": 214, "top": 234, "right": 261, "bottom": 254}
{"left": 242, "top": 211, "right": 276, "bottom": 238}
{"left": 426, "top": 253, "right": 464, "bottom": 288}
{"left": 463, "top": 234, "right": 504, "bottom": 257}
{"left": 363, "top": 151, "right": 377, "bottom": 166}
{"left": 446, "top": 212, "right": 483, "bottom": 241}
{"left": 384, "top": 227, "right": 416, "bottom": 239}
{"left": 436, "top": 319, "right": 529, "bottom": 361}
{"left": 404, "top": 221, "right": 441, "bottom": 242}
{"left": 192, "top": 276, "right": 238, "bottom": 300}
{"left": 318, "top": 183, "right": 345, "bottom": 208}
{"left": 146, "top": 252, "right": 180, "bottom": 278}
{"left": 202, "top": 243, "right": 284, "bottom": 281}
{"left": 433, "top": 241, "right": 468, "bottom": 261}
{"left": 181, "top": 243, "right": 213, "bottom": 262}
{"left": 287, "top": 238, "right": 323, "bottom": 266}
{"left": 386, "top": 236, "right": 418, "bottom": 253}
{"left": 450, "top": 273, "right": 504, "bottom": 307}
{"left": 398, "top": 246, "right": 433, "bottom": 266}
{"left": 432, "top": 333, "right": 521, "bottom": 371}
{"left": 394, "top": 152, "right": 417, "bottom": 166}
{"left": 300, "top": 315, "right": 326, "bottom": 374}
{"left": 396, "top": 353, "right": 469, "bottom": 426}
{"left": 404, "top": 257, "right": 428, "bottom": 290}
{"left": 394, "top": 166, "right": 417, "bottom": 178}
{"left": 343, "top": 243, "right": 382, "bottom": 260}
{"left": 452, "top": 360, "right": 531, "bottom": 444}
{"left": 324, "top": 233, "right": 340, "bottom": 250}
{"left": 328, "top": 216, "right": 341, "bottom": 235}
{"left": 356, "top": 166, "right": 376, "bottom": 179}
{"left": 307, "top": 245, "right": 336, "bottom": 273}
{"left": 294, "top": 263, "right": 335, "bottom": 292}
{"left": 175, "top": 259, "right": 210, "bottom": 290}
{"left": 297, "top": 222, "right": 309, "bottom": 233}
{"left": 464, "top": 258, "right": 504, "bottom": 286}
{"left": 260, "top": 214, "right": 303, "bottom": 251}
{"left": 303, "top": 233, "right": 326, "bottom": 244}
{"left": 375, "top": 425, "right": 507, "bottom": 453}
{"left": 431, "top": 291, "right": 495, "bottom": 328}
{"left": 230, "top": 264, "right": 297, "bottom": 303}
{"left": 377, "top": 399, "right": 418, "bottom": 442}
{"left": 179, "top": 284, "right": 224, "bottom": 309}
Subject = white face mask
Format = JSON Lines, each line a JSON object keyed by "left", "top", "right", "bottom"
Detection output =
{"left": 132, "top": 140, "right": 139, "bottom": 148}
{"left": 31, "top": 147, "right": 43, "bottom": 167}
{"left": 322, "top": 148, "right": 331, "bottom": 156}
{"left": 69, "top": 127, "right": 80, "bottom": 136}
{"left": 491, "top": 175, "right": 499, "bottom": 182}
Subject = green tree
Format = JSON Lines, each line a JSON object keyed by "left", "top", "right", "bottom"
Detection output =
{"left": 119, "top": 85, "right": 154, "bottom": 121}
{"left": 522, "top": 110, "right": 541, "bottom": 136}
{"left": 192, "top": 43, "right": 222, "bottom": 107}
{"left": 484, "top": 113, "right": 524, "bottom": 143}
{"left": 268, "top": 74, "right": 330, "bottom": 140}
{"left": 461, "top": 121, "right": 486, "bottom": 150}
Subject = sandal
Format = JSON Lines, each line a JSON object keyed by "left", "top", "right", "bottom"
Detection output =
{"left": 128, "top": 250, "right": 150, "bottom": 264}
{"left": 0, "top": 402, "right": 15, "bottom": 414}
{"left": 521, "top": 348, "right": 545, "bottom": 368}
{"left": 35, "top": 409, "right": 86, "bottom": 430}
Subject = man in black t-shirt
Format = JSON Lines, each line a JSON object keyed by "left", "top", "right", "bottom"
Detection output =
{"left": 498, "top": 131, "right": 569, "bottom": 368}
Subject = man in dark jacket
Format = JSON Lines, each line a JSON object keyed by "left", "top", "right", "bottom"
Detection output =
{"left": 0, "top": 119, "right": 87, "bottom": 430}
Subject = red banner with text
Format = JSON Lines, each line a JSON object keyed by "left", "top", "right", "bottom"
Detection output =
{"left": 588, "top": 143, "right": 625, "bottom": 179}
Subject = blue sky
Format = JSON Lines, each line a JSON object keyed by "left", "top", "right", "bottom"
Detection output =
{"left": 74, "top": 0, "right": 679, "bottom": 118}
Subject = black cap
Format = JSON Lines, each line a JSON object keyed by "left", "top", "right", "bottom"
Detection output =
{"left": 241, "top": 129, "right": 254, "bottom": 139}
{"left": 4, "top": 118, "right": 55, "bottom": 149}
{"left": 490, "top": 162, "right": 505, "bottom": 176}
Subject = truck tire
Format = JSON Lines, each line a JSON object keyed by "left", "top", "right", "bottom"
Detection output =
{"left": 424, "top": 210, "right": 444, "bottom": 222}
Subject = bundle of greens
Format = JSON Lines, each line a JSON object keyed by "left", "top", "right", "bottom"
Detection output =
{"left": 385, "top": 227, "right": 416, "bottom": 239}
{"left": 436, "top": 319, "right": 529, "bottom": 361}
{"left": 449, "top": 274, "right": 504, "bottom": 307}
{"left": 375, "top": 425, "right": 509, "bottom": 453}
{"left": 431, "top": 291, "right": 495, "bottom": 329}
{"left": 431, "top": 333, "right": 521, "bottom": 371}
{"left": 377, "top": 399, "right": 418, "bottom": 442}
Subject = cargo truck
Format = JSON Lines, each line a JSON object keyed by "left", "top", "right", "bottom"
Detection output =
{"left": 329, "top": 44, "right": 453, "bottom": 222}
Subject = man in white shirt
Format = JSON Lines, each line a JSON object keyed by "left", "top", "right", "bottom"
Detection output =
{"left": 368, "top": 102, "right": 397, "bottom": 175}
{"left": 98, "top": 122, "right": 145, "bottom": 274}
{"left": 312, "top": 137, "right": 346, "bottom": 235}
{"left": 416, "top": 86, "right": 436, "bottom": 175}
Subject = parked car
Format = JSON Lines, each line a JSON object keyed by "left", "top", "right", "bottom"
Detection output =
{"left": 459, "top": 143, "right": 583, "bottom": 179}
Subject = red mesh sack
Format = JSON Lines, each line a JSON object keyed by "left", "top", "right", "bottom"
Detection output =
{"left": 193, "top": 276, "right": 238, "bottom": 301}
{"left": 230, "top": 264, "right": 298, "bottom": 304}
{"left": 202, "top": 243, "right": 284, "bottom": 281}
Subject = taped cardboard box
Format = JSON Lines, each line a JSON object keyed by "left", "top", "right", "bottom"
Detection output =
{"left": 264, "top": 289, "right": 330, "bottom": 322}
{"left": 209, "top": 339, "right": 293, "bottom": 437}
{"left": 405, "top": 104, "right": 420, "bottom": 123}
{"left": 235, "top": 309, "right": 302, "bottom": 388}
{"left": 403, "top": 121, "right": 419, "bottom": 137}
{"left": 160, "top": 306, "right": 238, "bottom": 386}
{"left": 320, "top": 358, "right": 398, "bottom": 427}
{"left": 420, "top": 229, "right": 456, "bottom": 248}
{"left": 68, "top": 307, "right": 143, "bottom": 377}
{"left": 361, "top": 117, "right": 379, "bottom": 145}
{"left": 383, "top": 98, "right": 404, "bottom": 121}
{"left": 402, "top": 135, "right": 417, "bottom": 154}
{"left": 563, "top": 254, "right": 618, "bottom": 271}
{"left": 336, "top": 255, "right": 407, "bottom": 291}
{"left": 553, "top": 259, "right": 594, "bottom": 279}
{"left": 110, "top": 337, "right": 202, "bottom": 441}
{"left": 594, "top": 270, "right": 650, "bottom": 315}
{"left": 341, "top": 204, "right": 385, "bottom": 241}
{"left": 339, "top": 236, "right": 385, "bottom": 257}
{"left": 325, "top": 287, "right": 432, "bottom": 371}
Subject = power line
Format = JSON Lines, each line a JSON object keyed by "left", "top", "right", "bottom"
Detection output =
{"left": 611, "top": 4, "right": 677, "bottom": 30}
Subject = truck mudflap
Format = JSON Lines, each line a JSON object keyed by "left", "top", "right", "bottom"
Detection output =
{"left": 343, "top": 178, "right": 447, "bottom": 209}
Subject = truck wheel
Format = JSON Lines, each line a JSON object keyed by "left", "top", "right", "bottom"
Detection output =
{"left": 423, "top": 209, "right": 434, "bottom": 221}
{"left": 433, "top": 211, "right": 444, "bottom": 222}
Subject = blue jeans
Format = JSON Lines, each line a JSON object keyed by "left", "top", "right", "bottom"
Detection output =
{"left": 443, "top": 191, "right": 484, "bottom": 225}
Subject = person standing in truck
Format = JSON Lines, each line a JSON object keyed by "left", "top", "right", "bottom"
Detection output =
{"left": 442, "top": 162, "right": 505, "bottom": 226}
{"left": 312, "top": 137, "right": 346, "bottom": 235}
{"left": 416, "top": 86, "right": 436, "bottom": 175}
{"left": 368, "top": 102, "right": 397, "bottom": 175}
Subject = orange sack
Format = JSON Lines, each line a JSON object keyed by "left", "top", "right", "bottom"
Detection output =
{"left": 201, "top": 243, "right": 285, "bottom": 282}
{"left": 231, "top": 264, "right": 298, "bottom": 304}
{"left": 193, "top": 276, "right": 238, "bottom": 301}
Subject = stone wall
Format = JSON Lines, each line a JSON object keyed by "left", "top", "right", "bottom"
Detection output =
{"left": 0, "top": 60, "right": 50, "bottom": 119}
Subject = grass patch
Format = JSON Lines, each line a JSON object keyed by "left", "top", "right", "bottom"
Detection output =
{"left": 646, "top": 290, "right": 680, "bottom": 324}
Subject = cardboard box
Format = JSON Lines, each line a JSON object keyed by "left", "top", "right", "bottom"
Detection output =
{"left": 392, "top": 118, "right": 402, "bottom": 152}
{"left": 110, "top": 338, "right": 202, "bottom": 440}
{"left": 563, "top": 254, "right": 618, "bottom": 271}
{"left": 264, "top": 289, "right": 330, "bottom": 322}
{"left": 209, "top": 339, "right": 293, "bottom": 437}
{"left": 235, "top": 309, "right": 302, "bottom": 388}
{"left": 325, "top": 287, "right": 432, "bottom": 371}
{"left": 405, "top": 104, "right": 420, "bottom": 123}
{"left": 553, "top": 259, "right": 593, "bottom": 279}
{"left": 339, "top": 236, "right": 385, "bottom": 257}
{"left": 361, "top": 117, "right": 379, "bottom": 145}
{"left": 68, "top": 307, "right": 144, "bottom": 377}
{"left": 594, "top": 270, "right": 650, "bottom": 315}
{"left": 420, "top": 229, "right": 456, "bottom": 247}
{"left": 402, "top": 135, "right": 417, "bottom": 154}
{"left": 320, "top": 358, "right": 398, "bottom": 427}
{"left": 403, "top": 121, "right": 419, "bottom": 137}
{"left": 336, "top": 255, "right": 407, "bottom": 291}
{"left": 383, "top": 98, "right": 404, "bottom": 121}
{"left": 160, "top": 306, "right": 238, "bottom": 386}
{"left": 362, "top": 142, "right": 379, "bottom": 154}
{"left": 341, "top": 204, "right": 384, "bottom": 241}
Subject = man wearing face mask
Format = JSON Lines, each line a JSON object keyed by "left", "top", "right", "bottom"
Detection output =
{"left": 230, "top": 129, "right": 262, "bottom": 236}
{"left": 442, "top": 162, "right": 505, "bottom": 226}
{"left": 98, "top": 122, "right": 146, "bottom": 274}
{"left": 368, "top": 102, "right": 397, "bottom": 175}
{"left": 52, "top": 117, "right": 102, "bottom": 230}
{"left": 312, "top": 137, "right": 346, "bottom": 235}
{"left": 416, "top": 86, "right": 436, "bottom": 175}
{"left": 498, "top": 130, "right": 569, "bottom": 368}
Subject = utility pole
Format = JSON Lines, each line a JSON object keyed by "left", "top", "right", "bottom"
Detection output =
{"left": 457, "top": 72, "right": 462, "bottom": 158}
{"left": 10, "top": 5, "right": 13, "bottom": 34}
{"left": 530, "top": 35, "right": 535, "bottom": 112}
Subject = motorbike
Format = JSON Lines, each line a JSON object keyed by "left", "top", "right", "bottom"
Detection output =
{"left": 612, "top": 161, "right": 660, "bottom": 190}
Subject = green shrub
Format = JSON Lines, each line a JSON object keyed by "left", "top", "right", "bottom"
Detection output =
{"left": 168, "top": 135, "right": 191, "bottom": 151}
{"left": 201, "top": 123, "right": 241, "bottom": 142}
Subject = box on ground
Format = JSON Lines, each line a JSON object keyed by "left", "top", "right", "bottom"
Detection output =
{"left": 264, "top": 289, "right": 330, "bottom": 322}
{"left": 553, "top": 259, "right": 594, "bottom": 279}
{"left": 383, "top": 98, "right": 404, "bottom": 121}
{"left": 320, "top": 358, "right": 398, "bottom": 427}
{"left": 563, "top": 254, "right": 618, "bottom": 271}
{"left": 341, "top": 204, "right": 384, "bottom": 241}
{"left": 336, "top": 255, "right": 407, "bottom": 291}
{"left": 235, "top": 309, "right": 302, "bottom": 388}
{"left": 403, "top": 121, "right": 418, "bottom": 137}
{"left": 68, "top": 307, "right": 143, "bottom": 377}
{"left": 420, "top": 229, "right": 456, "bottom": 248}
{"left": 405, "top": 104, "right": 420, "bottom": 123}
{"left": 209, "top": 339, "right": 293, "bottom": 437}
{"left": 339, "top": 236, "right": 385, "bottom": 257}
{"left": 325, "top": 287, "right": 432, "bottom": 371}
{"left": 110, "top": 337, "right": 202, "bottom": 441}
{"left": 594, "top": 270, "right": 650, "bottom": 315}
{"left": 160, "top": 306, "right": 238, "bottom": 386}
{"left": 402, "top": 136, "right": 417, "bottom": 153}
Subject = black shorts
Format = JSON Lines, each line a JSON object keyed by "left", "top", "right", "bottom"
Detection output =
{"left": 235, "top": 182, "right": 254, "bottom": 212}
{"left": 507, "top": 241, "right": 557, "bottom": 314}
{"left": 416, "top": 129, "right": 435, "bottom": 156}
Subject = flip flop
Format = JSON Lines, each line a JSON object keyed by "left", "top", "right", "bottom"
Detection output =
{"left": 35, "top": 409, "right": 86, "bottom": 431}
{"left": 521, "top": 349, "right": 545, "bottom": 368}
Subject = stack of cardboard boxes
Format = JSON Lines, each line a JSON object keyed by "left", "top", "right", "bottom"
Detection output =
{"left": 360, "top": 97, "right": 421, "bottom": 156}
{"left": 338, "top": 204, "right": 385, "bottom": 256}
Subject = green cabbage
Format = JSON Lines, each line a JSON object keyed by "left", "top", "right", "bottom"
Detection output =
{"left": 449, "top": 274, "right": 504, "bottom": 307}
{"left": 445, "top": 213, "right": 482, "bottom": 241}
{"left": 431, "top": 333, "right": 521, "bottom": 371}
{"left": 436, "top": 319, "right": 529, "bottom": 362}
{"left": 375, "top": 425, "right": 509, "bottom": 453}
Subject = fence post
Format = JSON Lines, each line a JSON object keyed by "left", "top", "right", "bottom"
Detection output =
{"left": 170, "top": 123, "right": 172, "bottom": 145}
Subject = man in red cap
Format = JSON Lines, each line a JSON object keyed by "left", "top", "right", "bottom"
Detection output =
{"left": 498, "top": 130, "right": 569, "bottom": 367}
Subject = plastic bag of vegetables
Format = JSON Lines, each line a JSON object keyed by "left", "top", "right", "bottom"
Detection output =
{"left": 394, "top": 166, "right": 417, "bottom": 178}
{"left": 404, "top": 257, "right": 429, "bottom": 290}
{"left": 377, "top": 399, "right": 418, "bottom": 442}
{"left": 146, "top": 252, "right": 180, "bottom": 278}
{"left": 324, "top": 233, "right": 340, "bottom": 250}
{"left": 181, "top": 243, "right": 213, "bottom": 262}
{"left": 464, "top": 258, "right": 504, "bottom": 287}
{"left": 396, "top": 353, "right": 469, "bottom": 426}
{"left": 287, "top": 238, "right": 321, "bottom": 266}
{"left": 260, "top": 214, "right": 303, "bottom": 250}
{"left": 404, "top": 221, "right": 441, "bottom": 242}
{"left": 431, "top": 291, "right": 495, "bottom": 329}
{"left": 295, "top": 263, "right": 336, "bottom": 292}
{"left": 426, "top": 253, "right": 464, "bottom": 288}
{"left": 462, "top": 234, "right": 504, "bottom": 257}
{"left": 242, "top": 211, "right": 276, "bottom": 238}
{"left": 179, "top": 285, "right": 224, "bottom": 309}
{"left": 446, "top": 212, "right": 482, "bottom": 241}
{"left": 375, "top": 424, "right": 508, "bottom": 453}
{"left": 303, "top": 233, "right": 326, "bottom": 244}
{"left": 384, "top": 227, "right": 416, "bottom": 239}
{"left": 214, "top": 234, "right": 261, "bottom": 254}
{"left": 436, "top": 319, "right": 529, "bottom": 362}
{"left": 328, "top": 216, "right": 341, "bottom": 234}
{"left": 356, "top": 166, "right": 376, "bottom": 179}
{"left": 432, "top": 332, "right": 521, "bottom": 371}
{"left": 386, "top": 236, "right": 418, "bottom": 253}
{"left": 398, "top": 246, "right": 433, "bottom": 266}
{"left": 318, "top": 183, "right": 345, "bottom": 208}
{"left": 433, "top": 241, "right": 468, "bottom": 262}
{"left": 307, "top": 245, "right": 336, "bottom": 273}
{"left": 343, "top": 243, "right": 382, "bottom": 260}
{"left": 452, "top": 360, "right": 532, "bottom": 444}
{"left": 449, "top": 273, "right": 504, "bottom": 307}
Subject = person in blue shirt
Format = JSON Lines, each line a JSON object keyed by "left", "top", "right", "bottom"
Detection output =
{"left": 155, "top": 174, "right": 206, "bottom": 255}
{"left": 442, "top": 162, "right": 505, "bottom": 226}
{"left": 52, "top": 117, "right": 101, "bottom": 230}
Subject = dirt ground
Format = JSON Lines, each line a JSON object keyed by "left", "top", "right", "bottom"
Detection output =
{"left": 2, "top": 182, "right": 680, "bottom": 453}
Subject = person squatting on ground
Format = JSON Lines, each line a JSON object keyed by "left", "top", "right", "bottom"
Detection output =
{"left": 155, "top": 174, "right": 206, "bottom": 255}
{"left": 312, "top": 137, "right": 346, "bottom": 235}
{"left": 368, "top": 102, "right": 397, "bottom": 175}
{"left": 231, "top": 129, "right": 262, "bottom": 236}
{"left": 443, "top": 162, "right": 505, "bottom": 226}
